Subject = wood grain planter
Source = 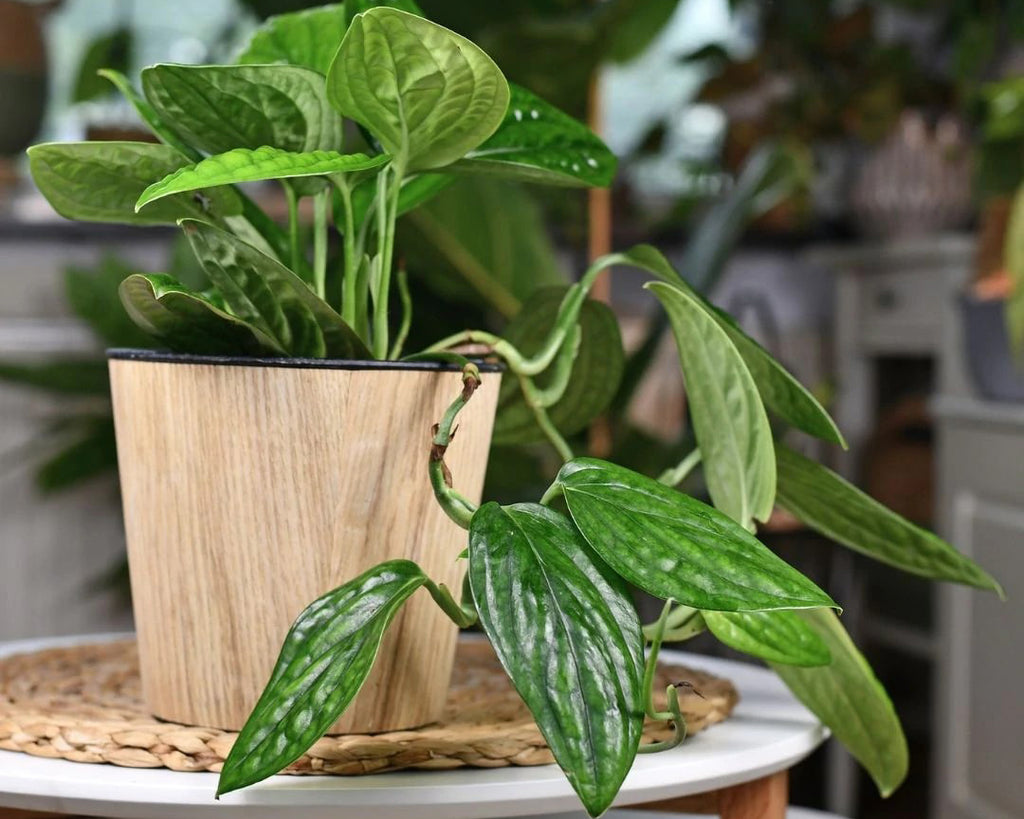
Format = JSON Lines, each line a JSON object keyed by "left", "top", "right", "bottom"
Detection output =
{"left": 107, "top": 350, "right": 501, "bottom": 733}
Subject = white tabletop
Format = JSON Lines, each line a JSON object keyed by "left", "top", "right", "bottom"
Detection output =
{"left": 0, "top": 633, "right": 827, "bottom": 819}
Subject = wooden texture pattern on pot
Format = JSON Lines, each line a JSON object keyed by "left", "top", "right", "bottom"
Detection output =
{"left": 108, "top": 360, "right": 500, "bottom": 732}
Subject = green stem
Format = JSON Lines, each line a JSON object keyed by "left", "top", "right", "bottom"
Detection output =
{"left": 657, "top": 449, "right": 702, "bottom": 488}
{"left": 336, "top": 179, "right": 358, "bottom": 324}
{"left": 312, "top": 188, "right": 329, "bottom": 301}
{"left": 539, "top": 481, "right": 563, "bottom": 506}
{"left": 389, "top": 266, "right": 412, "bottom": 360}
{"left": 637, "top": 599, "right": 689, "bottom": 754}
{"left": 425, "top": 579, "right": 477, "bottom": 628}
{"left": 518, "top": 374, "right": 574, "bottom": 462}
{"left": 429, "top": 364, "right": 483, "bottom": 529}
{"left": 533, "top": 326, "right": 580, "bottom": 408}
{"left": 284, "top": 181, "right": 301, "bottom": 273}
{"left": 373, "top": 165, "right": 402, "bottom": 359}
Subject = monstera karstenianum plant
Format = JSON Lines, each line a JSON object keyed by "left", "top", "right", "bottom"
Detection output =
{"left": 28, "top": 3, "right": 1002, "bottom": 816}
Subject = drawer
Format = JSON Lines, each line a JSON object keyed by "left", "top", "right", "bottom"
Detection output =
{"left": 857, "top": 268, "right": 946, "bottom": 353}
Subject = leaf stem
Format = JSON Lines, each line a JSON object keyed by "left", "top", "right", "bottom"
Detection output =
{"left": 539, "top": 481, "right": 564, "bottom": 506}
{"left": 312, "top": 188, "right": 329, "bottom": 301}
{"left": 518, "top": 373, "right": 574, "bottom": 462}
{"left": 283, "top": 181, "right": 301, "bottom": 273}
{"left": 429, "top": 364, "right": 483, "bottom": 529}
{"left": 424, "top": 578, "right": 477, "bottom": 627}
{"left": 389, "top": 265, "right": 412, "bottom": 360}
{"left": 637, "top": 598, "right": 689, "bottom": 754}
{"left": 336, "top": 179, "right": 358, "bottom": 323}
{"left": 657, "top": 449, "right": 703, "bottom": 488}
{"left": 373, "top": 165, "right": 402, "bottom": 359}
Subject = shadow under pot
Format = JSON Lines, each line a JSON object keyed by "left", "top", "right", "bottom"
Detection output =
{"left": 107, "top": 349, "right": 502, "bottom": 733}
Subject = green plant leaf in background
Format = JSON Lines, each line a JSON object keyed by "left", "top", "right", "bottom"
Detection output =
{"left": 327, "top": 8, "right": 509, "bottom": 171}
{"left": 217, "top": 560, "right": 428, "bottom": 795}
{"left": 142, "top": 64, "right": 344, "bottom": 156}
{"left": 97, "top": 69, "right": 201, "bottom": 161}
{"left": 344, "top": 0, "right": 425, "bottom": 30}
{"left": 557, "top": 458, "right": 836, "bottom": 612}
{"left": 452, "top": 84, "right": 617, "bottom": 187}
{"left": 770, "top": 609, "right": 909, "bottom": 797}
{"left": 702, "top": 610, "right": 831, "bottom": 667}
{"left": 64, "top": 255, "right": 154, "bottom": 349}
{"left": 469, "top": 502, "right": 644, "bottom": 819}
{"left": 119, "top": 273, "right": 287, "bottom": 356}
{"left": 400, "top": 177, "right": 565, "bottom": 318}
{"left": 72, "top": 28, "right": 131, "bottom": 103}
{"left": 237, "top": 3, "right": 348, "bottom": 74}
{"left": 619, "top": 244, "right": 844, "bottom": 448}
{"left": 1005, "top": 183, "right": 1024, "bottom": 354}
{"left": 138, "top": 147, "right": 389, "bottom": 211}
{"left": 775, "top": 443, "right": 1002, "bottom": 593}
{"left": 606, "top": 0, "right": 680, "bottom": 63}
{"left": 180, "top": 219, "right": 371, "bottom": 359}
{"left": 0, "top": 361, "right": 110, "bottom": 396}
{"left": 647, "top": 281, "right": 776, "bottom": 526}
{"left": 35, "top": 416, "right": 119, "bottom": 493}
{"left": 27, "top": 142, "right": 241, "bottom": 226}
{"left": 493, "top": 287, "right": 624, "bottom": 444}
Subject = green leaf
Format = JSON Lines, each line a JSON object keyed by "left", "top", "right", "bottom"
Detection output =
{"left": 469, "top": 502, "right": 644, "bottom": 818}
{"left": 142, "top": 64, "right": 344, "bottom": 155}
{"left": 400, "top": 177, "right": 565, "bottom": 318}
{"left": 557, "top": 458, "right": 836, "bottom": 612}
{"left": 64, "top": 256, "right": 154, "bottom": 348}
{"left": 27, "top": 142, "right": 241, "bottom": 226}
{"left": 180, "top": 219, "right": 371, "bottom": 359}
{"left": 119, "top": 273, "right": 287, "bottom": 356}
{"left": 452, "top": 84, "right": 617, "bottom": 187}
{"left": 36, "top": 417, "right": 119, "bottom": 493}
{"left": 72, "top": 28, "right": 131, "bottom": 103}
{"left": 775, "top": 443, "right": 1002, "bottom": 594}
{"left": 703, "top": 610, "right": 831, "bottom": 667}
{"left": 607, "top": 0, "right": 680, "bottom": 63}
{"left": 770, "top": 609, "right": 908, "bottom": 797}
{"left": 237, "top": 4, "right": 348, "bottom": 74}
{"left": 138, "top": 147, "right": 389, "bottom": 211}
{"left": 0, "top": 361, "right": 109, "bottom": 396}
{"left": 1005, "top": 184, "right": 1024, "bottom": 354}
{"left": 327, "top": 8, "right": 509, "bottom": 171}
{"left": 97, "top": 69, "right": 202, "bottom": 161}
{"left": 348, "top": 172, "right": 455, "bottom": 233}
{"left": 344, "top": 0, "right": 424, "bottom": 31}
{"left": 618, "top": 244, "right": 844, "bottom": 447}
{"left": 492, "top": 287, "right": 623, "bottom": 444}
{"left": 647, "top": 280, "right": 775, "bottom": 526}
{"left": 217, "top": 560, "right": 428, "bottom": 796}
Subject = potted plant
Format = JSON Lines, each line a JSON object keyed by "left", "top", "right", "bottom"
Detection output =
{"left": 28, "top": 3, "right": 1003, "bottom": 817}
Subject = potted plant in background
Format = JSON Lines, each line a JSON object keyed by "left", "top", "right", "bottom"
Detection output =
{"left": 28, "top": 3, "right": 1003, "bottom": 817}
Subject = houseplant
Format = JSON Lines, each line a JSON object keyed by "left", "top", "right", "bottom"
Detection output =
{"left": 27, "top": 3, "right": 1003, "bottom": 817}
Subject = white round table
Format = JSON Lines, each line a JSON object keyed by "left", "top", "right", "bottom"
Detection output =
{"left": 0, "top": 634, "right": 827, "bottom": 819}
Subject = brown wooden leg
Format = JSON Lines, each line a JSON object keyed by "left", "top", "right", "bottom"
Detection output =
{"left": 636, "top": 768, "right": 789, "bottom": 818}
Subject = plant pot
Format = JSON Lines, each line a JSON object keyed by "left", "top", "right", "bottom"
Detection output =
{"left": 959, "top": 295, "right": 1024, "bottom": 402}
{"left": 107, "top": 350, "right": 501, "bottom": 732}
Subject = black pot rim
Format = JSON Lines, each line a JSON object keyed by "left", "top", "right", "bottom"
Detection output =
{"left": 106, "top": 348, "right": 504, "bottom": 373}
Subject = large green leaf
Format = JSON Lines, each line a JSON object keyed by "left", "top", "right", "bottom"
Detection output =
{"left": 27, "top": 142, "right": 241, "bottom": 226}
{"left": 492, "top": 287, "right": 624, "bottom": 444}
{"left": 97, "top": 69, "right": 201, "bottom": 161}
{"left": 557, "top": 458, "right": 836, "bottom": 612}
{"left": 771, "top": 609, "right": 908, "bottom": 797}
{"left": 142, "top": 64, "right": 344, "bottom": 155}
{"left": 138, "top": 147, "right": 389, "bottom": 211}
{"left": 452, "top": 83, "right": 617, "bottom": 187}
{"left": 647, "top": 281, "right": 775, "bottom": 526}
{"left": 400, "top": 177, "right": 566, "bottom": 318}
{"left": 217, "top": 560, "right": 428, "bottom": 795}
{"left": 621, "top": 244, "right": 844, "bottom": 447}
{"left": 237, "top": 4, "right": 348, "bottom": 74}
{"left": 776, "top": 444, "right": 1002, "bottom": 593}
{"left": 469, "top": 502, "right": 644, "bottom": 818}
{"left": 119, "top": 273, "right": 286, "bottom": 356}
{"left": 327, "top": 8, "right": 509, "bottom": 171}
{"left": 703, "top": 610, "right": 831, "bottom": 667}
{"left": 180, "top": 220, "right": 371, "bottom": 359}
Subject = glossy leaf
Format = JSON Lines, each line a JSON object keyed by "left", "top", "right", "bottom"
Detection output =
{"left": 647, "top": 280, "right": 776, "bottom": 526}
{"left": 557, "top": 458, "right": 836, "bottom": 612}
{"left": 119, "top": 273, "right": 286, "bottom": 356}
{"left": 771, "top": 609, "right": 908, "bottom": 797}
{"left": 27, "top": 142, "right": 241, "bottom": 226}
{"left": 493, "top": 287, "right": 623, "bottom": 444}
{"left": 452, "top": 84, "right": 617, "bottom": 187}
{"left": 218, "top": 560, "right": 428, "bottom": 795}
{"left": 469, "top": 502, "right": 644, "bottom": 818}
{"left": 138, "top": 147, "right": 389, "bottom": 210}
{"left": 73, "top": 28, "right": 131, "bottom": 102}
{"left": 776, "top": 444, "right": 1002, "bottom": 593}
{"left": 703, "top": 610, "right": 831, "bottom": 667}
{"left": 142, "top": 64, "right": 344, "bottom": 155}
{"left": 400, "top": 177, "right": 565, "bottom": 318}
{"left": 97, "top": 69, "right": 201, "bottom": 161}
{"left": 180, "top": 220, "right": 371, "bottom": 359}
{"left": 344, "top": 0, "right": 424, "bottom": 31}
{"left": 327, "top": 8, "right": 509, "bottom": 171}
{"left": 237, "top": 4, "right": 348, "bottom": 74}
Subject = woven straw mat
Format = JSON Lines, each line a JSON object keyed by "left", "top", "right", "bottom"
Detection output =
{"left": 0, "top": 639, "right": 738, "bottom": 776}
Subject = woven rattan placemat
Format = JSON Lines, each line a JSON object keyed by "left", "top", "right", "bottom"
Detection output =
{"left": 0, "top": 639, "right": 738, "bottom": 776}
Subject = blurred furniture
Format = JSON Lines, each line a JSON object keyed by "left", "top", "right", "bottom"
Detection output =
{"left": 0, "top": 203, "right": 166, "bottom": 641}
{"left": 805, "top": 235, "right": 973, "bottom": 817}
{"left": 931, "top": 268, "right": 1024, "bottom": 819}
